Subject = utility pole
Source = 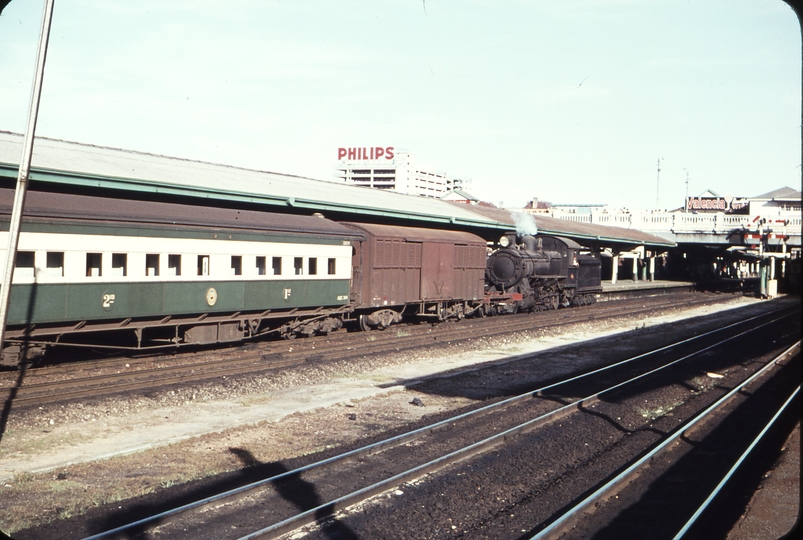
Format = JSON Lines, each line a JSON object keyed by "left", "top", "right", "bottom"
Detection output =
{"left": 683, "top": 168, "right": 690, "bottom": 212}
{"left": 0, "top": 0, "right": 56, "bottom": 363}
{"left": 655, "top": 158, "right": 663, "bottom": 209}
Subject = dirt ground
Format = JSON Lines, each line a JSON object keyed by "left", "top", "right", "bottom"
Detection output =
{"left": 726, "top": 422, "right": 800, "bottom": 540}
{"left": 0, "top": 296, "right": 796, "bottom": 537}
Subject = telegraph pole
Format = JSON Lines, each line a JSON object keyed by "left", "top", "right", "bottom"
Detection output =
{"left": 655, "top": 158, "right": 663, "bottom": 208}
{"left": 683, "top": 168, "right": 690, "bottom": 211}
{"left": 0, "top": 0, "right": 56, "bottom": 362}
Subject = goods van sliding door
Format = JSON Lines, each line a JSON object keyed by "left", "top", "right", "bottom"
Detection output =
{"left": 421, "top": 242, "right": 454, "bottom": 299}
{"left": 371, "top": 238, "right": 423, "bottom": 306}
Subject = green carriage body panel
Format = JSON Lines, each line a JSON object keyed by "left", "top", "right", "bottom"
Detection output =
{"left": 6, "top": 279, "right": 351, "bottom": 326}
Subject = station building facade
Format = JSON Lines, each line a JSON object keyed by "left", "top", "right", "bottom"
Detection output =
{"left": 519, "top": 188, "right": 801, "bottom": 236}
{"left": 334, "top": 147, "right": 464, "bottom": 198}
{"left": 518, "top": 187, "right": 802, "bottom": 264}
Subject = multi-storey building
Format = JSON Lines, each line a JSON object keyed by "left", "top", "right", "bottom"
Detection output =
{"left": 334, "top": 147, "right": 463, "bottom": 198}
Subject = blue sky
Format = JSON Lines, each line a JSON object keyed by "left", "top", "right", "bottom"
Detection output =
{"left": 0, "top": 0, "right": 800, "bottom": 210}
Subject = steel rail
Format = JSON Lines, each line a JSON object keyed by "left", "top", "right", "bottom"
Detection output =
{"left": 5, "top": 293, "right": 685, "bottom": 382}
{"left": 528, "top": 305, "right": 794, "bottom": 397}
{"left": 237, "top": 319, "right": 799, "bottom": 540}
{"left": 1, "top": 352, "right": 276, "bottom": 405}
{"left": 5, "top": 294, "right": 743, "bottom": 407}
{"left": 673, "top": 385, "right": 800, "bottom": 539}
{"left": 10, "top": 290, "right": 705, "bottom": 376}
{"left": 81, "top": 308, "right": 797, "bottom": 540}
{"left": 2, "top": 289, "right": 716, "bottom": 378}
{"left": 1, "top": 293, "right": 665, "bottom": 375}
{"left": 5, "top": 280, "right": 692, "bottom": 353}
{"left": 529, "top": 340, "right": 800, "bottom": 540}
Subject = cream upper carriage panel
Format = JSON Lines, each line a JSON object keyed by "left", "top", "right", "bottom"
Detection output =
{"left": 0, "top": 230, "right": 353, "bottom": 285}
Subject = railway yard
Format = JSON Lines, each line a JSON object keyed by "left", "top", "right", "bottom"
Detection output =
{"left": 1, "top": 12, "right": 801, "bottom": 538}
{"left": 1, "top": 167, "right": 798, "bottom": 540}
{"left": 0, "top": 291, "right": 799, "bottom": 539}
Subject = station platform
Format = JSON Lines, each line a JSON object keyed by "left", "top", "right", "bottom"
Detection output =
{"left": 598, "top": 279, "right": 695, "bottom": 301}
{"left": 601, "top": 279, "right": 695, "bottom": 292}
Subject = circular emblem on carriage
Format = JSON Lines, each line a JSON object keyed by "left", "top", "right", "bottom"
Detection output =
{"left": 206, "top": 287, "right": 218, "bottom": 306}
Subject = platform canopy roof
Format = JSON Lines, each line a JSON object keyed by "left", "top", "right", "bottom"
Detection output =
{"left": 455, "top": 204, "right": 676, "bottom": 248}
{"left": 0, "top": 131, "right": 675, "bottom": 248}
{"left": 752, "top": 186, "right": 801, "bottom": 200}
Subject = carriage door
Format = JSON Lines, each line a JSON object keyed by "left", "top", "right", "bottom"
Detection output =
{"left": 350, "top": 240, "right": 363, "bottom": 305}
{"left": 421, "top": 242, "right": 454, "bottom": 299}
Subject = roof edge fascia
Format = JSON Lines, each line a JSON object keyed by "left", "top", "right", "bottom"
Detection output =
{"left": 0, "top": 163, "right": 513, "bottom": 230}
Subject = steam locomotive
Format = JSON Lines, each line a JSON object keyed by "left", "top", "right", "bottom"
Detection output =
{"left": 485, "top": 232, "right": 602, "bottom": 313}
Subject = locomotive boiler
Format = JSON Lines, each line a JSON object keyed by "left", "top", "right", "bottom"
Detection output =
{"left": 485, "top": 232, "right": 602, "bottom": 313}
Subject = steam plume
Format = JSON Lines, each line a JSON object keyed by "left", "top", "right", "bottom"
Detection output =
{"left": 509, "top": 211, "right": 538, "bottom": 236}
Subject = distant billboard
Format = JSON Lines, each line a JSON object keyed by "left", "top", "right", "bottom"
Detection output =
{"left": 687, "top": 196, "right": 727, "bottom": 211}
{"left": 686, "top": 196, "right": 750, "bottom": 214}
{"left": 338, "top": 146, "right": 394, "bottom": 160}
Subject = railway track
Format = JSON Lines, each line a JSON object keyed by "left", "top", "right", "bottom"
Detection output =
{"left": 532, "top": 344, "right": 799, "bottom": 540}
{"left": 0, "top": 293, "right": 741, "bottom": 408}
{"left": 76, "top": 302, "right": 799, "bottom": 540}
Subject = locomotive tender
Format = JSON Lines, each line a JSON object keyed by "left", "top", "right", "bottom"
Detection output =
{"left": 0, "top": 188, "right": 601, "bottom": 365}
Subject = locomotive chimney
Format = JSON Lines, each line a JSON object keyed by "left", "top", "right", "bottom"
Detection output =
{"left": 521, "top": 235, "right": 537, "bottom": 252}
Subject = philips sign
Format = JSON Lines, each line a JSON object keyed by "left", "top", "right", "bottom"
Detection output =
{"left": 338, "top": 147, "right": 395, "bottom": 160}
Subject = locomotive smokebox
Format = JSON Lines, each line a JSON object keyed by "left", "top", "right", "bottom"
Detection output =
{"left": 487, "top": 249, "right": 524, "bottom": 288}
{"left": 486, "top": 235, "right": 563, "bottom": 290}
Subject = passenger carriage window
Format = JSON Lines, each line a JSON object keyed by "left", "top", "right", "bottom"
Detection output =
{"left": 231, "top": 255, "right": 242, "bottom": 276}
{"left": 86, "top": 253, "right": 102, "bottom": 277}
{"left": 15, "top": 251, "right": 35, "bottom": 278}
{"left": 308, "top": 257, "right": 317, "bottom": 275}
{"left": 256, "top": 256, "right": 266, "bottom": 276}
{"left": 197, "top": 255, "right": 210, "bottom": 276}
{"left": 168, "top": 254, "right": 181, "bottom": 276}
{"left": 294, "top": 257, "right": 303, "bottom": 275}
{"left": 272, "top": 257, "right": 282, "bottom": 275}
{"left": 112, "top": 253, "right": 127, "bottom": 277}
{"left": 46, "top": 252, "right": 64, "bottom": 277}
{"left": 328, "top": 258, "right": 336, "bottom": 275}
{"left": 146, "top": 254, "right": 160, "bottom": 276}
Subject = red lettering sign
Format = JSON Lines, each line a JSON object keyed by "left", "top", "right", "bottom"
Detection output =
{"left": 337, "top": 147, "right": 394, "bottom": 161}
{"left": 686, "top": 197, "right": 727, "bottom": 211}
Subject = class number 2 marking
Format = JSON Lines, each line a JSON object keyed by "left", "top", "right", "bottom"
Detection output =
{"left": 102, "top": 293, "right": 116, "bottom": 310}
